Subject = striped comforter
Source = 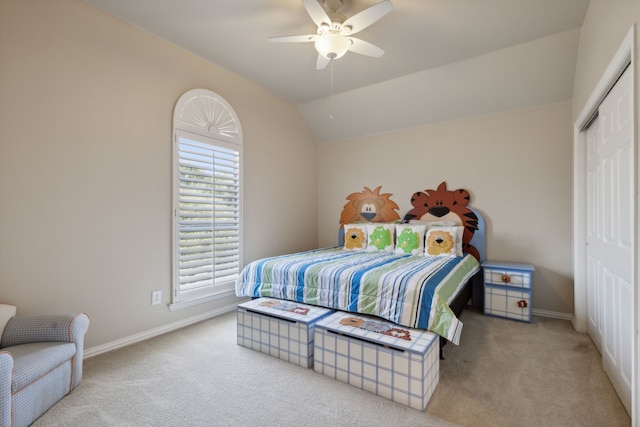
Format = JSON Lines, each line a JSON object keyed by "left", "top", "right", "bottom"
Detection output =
{"left": 235, "top": 247, "right": 480, "bottom": 344}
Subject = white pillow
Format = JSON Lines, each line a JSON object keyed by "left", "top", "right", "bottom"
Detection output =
{"left": 366, "top": 223, "right": 395, "bottom": 252}
{"left": 343, "top": 224, "right": 368, "bottom": 250}
{"left": 425, "top": 226, "right": 464, "bottom": 257}
{"left": 0, "top": 304, "right": 17, "bottom": 339}
{"left": 409, "top": 219, "right": 457, "bottom": 228}
{"left": 395, "top": 224, "right": 427, "bottom": 255}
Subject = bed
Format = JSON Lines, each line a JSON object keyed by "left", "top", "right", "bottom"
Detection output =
{"left": 235, "top": 182, "right": 485, "bottom": 349}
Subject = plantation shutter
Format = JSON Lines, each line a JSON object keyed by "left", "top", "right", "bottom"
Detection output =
{"left": 176, "top": 130, "right": 240, "bottom": 298}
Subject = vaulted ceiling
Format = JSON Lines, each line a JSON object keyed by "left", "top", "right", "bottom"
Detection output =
{"left": 86, "top": 0, "right": 591, "bottom": 142}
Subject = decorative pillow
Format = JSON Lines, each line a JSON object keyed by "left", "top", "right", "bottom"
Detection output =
{"left": 395, "top": 224, "right": 427, "bottom": 255}
{"left": 366, "top": 223, "right": 395, "bottom": 252}
{"left": 0, "top": 304, "right": 17, "bottom": 339}
{"left": 425, "top": 226, "right": 464, "bottom": 257}
{"left": 343, "top": 224, "right": 368, "bottom": 250}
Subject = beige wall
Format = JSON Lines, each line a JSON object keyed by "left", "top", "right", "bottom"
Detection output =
{"left": 318, "top": 101, "right": 574, "bottom": 315}
{"left": 572, "top": 0, "right": 640, "bottom": 121}
{"left": 0, "top": 0, "right": 317, "bottom": 348}
{"left": 3, "top": 0, "right": 631, "bottom": 350}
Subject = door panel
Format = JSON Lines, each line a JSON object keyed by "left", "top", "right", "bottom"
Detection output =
{"left": 586, "top": 255, "right": 601, "bottom": 351}
{"left": 585, "top": 116, "right": 602, "bottom": 352}
{"left": 585, "top": 66, "right": 633, "bottom": 414}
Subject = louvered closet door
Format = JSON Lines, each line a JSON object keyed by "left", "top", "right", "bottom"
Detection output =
{"left": 585, "top": 65, "right": 633, "bottom": 414}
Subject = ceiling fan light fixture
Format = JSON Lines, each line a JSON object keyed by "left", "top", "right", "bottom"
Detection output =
{"left": 270, "top": 0, "right": 392, "bottom": 68}
{"left": 315, "top": 33, "right": 351, "bottom": 59}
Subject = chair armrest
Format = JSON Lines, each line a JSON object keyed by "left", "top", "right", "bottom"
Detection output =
{"left": 0, "top": 351, "right": 13, "bottom": 426}
{"left": 1, "top": 313, "right": 90, "bottom": 390}
{"left": 1, "top": 313, "right": 89, "bottom": 348}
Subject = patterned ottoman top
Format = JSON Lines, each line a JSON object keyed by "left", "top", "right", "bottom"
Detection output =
{"left": 316, "top": 311, "right": 438, "bottom": 354}
{"left": 238, "top": 298, "right": 334, "bottom": 324}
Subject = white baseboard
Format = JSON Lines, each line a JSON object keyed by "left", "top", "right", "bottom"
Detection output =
{"left": 84, "top": 302, "right": 239, "bottom": 359}
{"left": 532, "top": 308, "right": 573, "bottom": 322}
{"left": 83, "top": 303, "right": 575, "bottom": 359}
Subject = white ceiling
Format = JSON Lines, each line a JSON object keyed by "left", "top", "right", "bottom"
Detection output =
{"left": 85, "top": 0, "right": 591, "bottom": 142}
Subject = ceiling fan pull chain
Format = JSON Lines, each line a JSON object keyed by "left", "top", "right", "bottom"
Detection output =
{"left": 329, "top": 59, "right": 334, "bottom": 120}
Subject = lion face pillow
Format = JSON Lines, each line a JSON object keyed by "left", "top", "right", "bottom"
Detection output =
{"left": 425, "top": 226, "right": 463, "bottom": 257}
{"left": 343, "top": 224, "right": 368, "bottom": 250}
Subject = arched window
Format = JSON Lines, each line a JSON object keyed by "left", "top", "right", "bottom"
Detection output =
{"left": 171, "top": 89, "right": 243, "bottom": 308}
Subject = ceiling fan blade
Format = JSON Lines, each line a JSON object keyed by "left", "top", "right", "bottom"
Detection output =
{"left": 302, "top": 0, "right": 331, "bottom": 28}
{"left": 341, "top": 0, "right": 393, "bottom": 35}
{"left": 316, "top": 54, "right": 330, "bottom": 70}
{"left": 348, "top": 37, "right": 384, "bottom": 57}
{"left": 269, "top": 34, "right": 317, "bottom": 43}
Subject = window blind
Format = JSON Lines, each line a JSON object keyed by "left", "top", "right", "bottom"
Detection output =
{"left": 176, "top": 132, "right": 240, "bottom": 298}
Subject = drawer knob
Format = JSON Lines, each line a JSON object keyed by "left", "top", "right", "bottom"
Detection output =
{"left": 517, "top": 300, "right": 528, "bottom": 308}
{"left": 501, "top": 274, "right": 511, "bottom": 283}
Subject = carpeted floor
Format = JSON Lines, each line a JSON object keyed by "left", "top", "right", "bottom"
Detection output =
{"left": 33, "top": 308, "right": 630, "bottom": 427}
{"left": 430, "top": 308, "right": 630, "bottom": 426}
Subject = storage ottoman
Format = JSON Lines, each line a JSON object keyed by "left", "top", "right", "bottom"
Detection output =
{"left": 314, "top": 311, "right": 440, "bottom": 411}
{"left": 237, "top": 298, "right": 333, "bottom": 368}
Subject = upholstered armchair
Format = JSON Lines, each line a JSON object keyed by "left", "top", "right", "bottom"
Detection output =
{"left": 0, "top": 305, "right": 89, "bottom": 427}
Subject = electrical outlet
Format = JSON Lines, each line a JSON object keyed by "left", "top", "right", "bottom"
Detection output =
{"left": 151, "top": 290, "right": 162, "bottom": 305}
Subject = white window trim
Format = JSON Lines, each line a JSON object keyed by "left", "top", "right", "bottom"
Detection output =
{"left": 171, "top": 89, "right": 243, "bottom": 310}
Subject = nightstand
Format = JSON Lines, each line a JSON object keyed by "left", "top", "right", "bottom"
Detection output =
{"left": 482, "top": 261, "right": 534, "bottom": 322}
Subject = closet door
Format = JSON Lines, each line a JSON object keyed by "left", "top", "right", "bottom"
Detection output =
{"left": 585, "top": 118, "right": 602, "bottom": 354}
{"left": 586, "top": 66, "right": 633, "bottom": 413}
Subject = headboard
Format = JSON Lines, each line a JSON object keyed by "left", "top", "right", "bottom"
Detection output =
{"left": 338, "top": 182, "right": 486, "bottom": 262}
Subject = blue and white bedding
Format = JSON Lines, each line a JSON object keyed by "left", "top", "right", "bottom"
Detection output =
{"left": 235, "top": 247, "right": 480, "bottom": 344}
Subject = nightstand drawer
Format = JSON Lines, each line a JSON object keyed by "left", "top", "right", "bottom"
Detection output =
{"left": 484, "top": 268, "right": 532, "bottom": 289}
{"left": 484, "top": 285, "right": 532, "bottom": 322}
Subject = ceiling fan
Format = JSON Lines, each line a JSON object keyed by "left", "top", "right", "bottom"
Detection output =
{"left": 269, "top": 0, "right": 393, "bottom": 70}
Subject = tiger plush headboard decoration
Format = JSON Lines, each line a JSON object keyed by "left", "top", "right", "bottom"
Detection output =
{"left": 403, "top": 182, "right": 484, "bottom": 261}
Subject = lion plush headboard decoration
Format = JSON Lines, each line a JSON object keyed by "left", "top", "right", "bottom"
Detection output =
{"left": 338, "top": 183, "right": 485, "bottom": 262}
{"left": 339, "top": 186, "right": 401, "bottom": 250}
{"left": 339, "top": 186, "right": 400, "bottom": 224}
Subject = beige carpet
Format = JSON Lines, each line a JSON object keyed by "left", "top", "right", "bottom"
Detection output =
{"left": 429, "top": 309, "right": 630, "bottom": 426}
{"left": 33, "top": 308, "right": 630, "bottom": 427}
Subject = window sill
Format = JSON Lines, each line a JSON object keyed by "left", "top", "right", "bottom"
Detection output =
{"left": 169, "top": 288, "right": 237, "bottom": 312}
